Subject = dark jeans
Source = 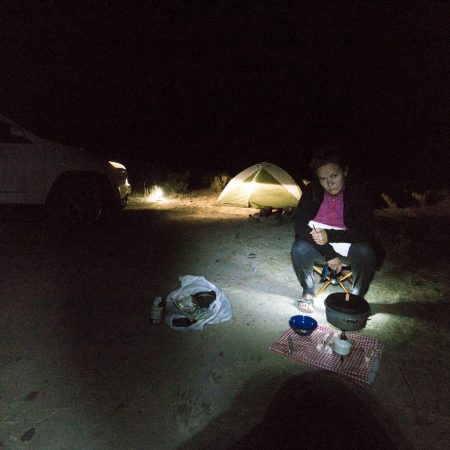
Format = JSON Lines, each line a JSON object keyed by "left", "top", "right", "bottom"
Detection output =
{"left": 291, "top": 239, "right": 376, "bottom": 297}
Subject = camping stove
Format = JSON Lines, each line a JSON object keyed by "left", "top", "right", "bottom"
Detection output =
{"left": 333, "top": 330, "right": 352, "bottom": 356}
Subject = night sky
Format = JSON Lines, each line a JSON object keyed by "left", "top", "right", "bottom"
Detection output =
{"left": 2, "top": 2, "right": 449, "bottom": 190}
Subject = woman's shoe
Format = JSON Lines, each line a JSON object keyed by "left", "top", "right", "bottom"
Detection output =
{"left": 297, "top": 296, "right": 315, "bottom": 313}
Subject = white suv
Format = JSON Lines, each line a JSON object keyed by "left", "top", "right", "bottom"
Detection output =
{"left": 0, "top": 114, "right": 131, "bottom": 225}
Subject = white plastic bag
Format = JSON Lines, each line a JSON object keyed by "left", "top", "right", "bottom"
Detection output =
{"left": 164, "top": 275, "right": 232, "bottom": 331}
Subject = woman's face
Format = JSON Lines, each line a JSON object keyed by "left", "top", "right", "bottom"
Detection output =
{"left": 316, "top": 163, "right": 347, "bottom": 195}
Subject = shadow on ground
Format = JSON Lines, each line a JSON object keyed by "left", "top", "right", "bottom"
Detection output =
{"left": 178, "top": 371, "right": 411, "bottom": 450}
{"left": 370, "top": 301, "right": 450, "bottom": 328}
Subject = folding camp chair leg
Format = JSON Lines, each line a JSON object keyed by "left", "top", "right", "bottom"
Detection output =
{"left": 338, "top": 282, "right": 350, "bottom": 293}
{"left": 315, "top": 280, "right": 331, "bottom": 296}
{"left": 338, "top": 272, "right": 353, "bottom": 293}
{"left": 313, "top": 266, "right": 323, "bottom": 276}
{"left": 339, "top": 272, "right": 352, "bottom": 283}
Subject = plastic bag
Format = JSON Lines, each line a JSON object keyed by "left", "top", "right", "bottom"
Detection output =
{"left": 164, "top": 275, "right": 232, "bottom": 331}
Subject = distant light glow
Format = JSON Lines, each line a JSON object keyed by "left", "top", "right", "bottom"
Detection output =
{"left": 146, "top": 185, "right": 164, "bottom": 202}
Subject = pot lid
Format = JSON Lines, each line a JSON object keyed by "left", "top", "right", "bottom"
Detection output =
{"left": 324, "top": 292, "right": 370, "bottom": 315}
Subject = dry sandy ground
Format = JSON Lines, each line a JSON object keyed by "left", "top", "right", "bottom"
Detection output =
{"left": 0, "top": 190, "right": 449, "bottom": 449}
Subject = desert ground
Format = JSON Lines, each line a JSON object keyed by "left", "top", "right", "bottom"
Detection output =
{"left": 0, "top": 190, "right": 449, "bottom": 449}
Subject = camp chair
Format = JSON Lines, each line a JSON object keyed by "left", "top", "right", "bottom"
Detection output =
{"left": 313, "top": 263, "right": 353, "bottom": 296}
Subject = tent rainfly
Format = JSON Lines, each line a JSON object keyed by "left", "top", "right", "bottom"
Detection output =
{"left": 217, "top": 162, "right": 302, "bottom": 208}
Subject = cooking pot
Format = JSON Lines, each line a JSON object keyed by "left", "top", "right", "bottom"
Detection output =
{"left": 324, "top": 292, "right": 370, "bottom": 332}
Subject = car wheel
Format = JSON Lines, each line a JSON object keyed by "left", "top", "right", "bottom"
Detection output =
{"left": 47, "top": 176, "right": 107, "bottom": 227}
{"left": 120, "top": 194, "right": 129, "bottom": 208}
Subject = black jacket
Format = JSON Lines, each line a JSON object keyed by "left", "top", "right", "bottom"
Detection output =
{"left": 294, "top": 181, "right": 375, "bottom": 261}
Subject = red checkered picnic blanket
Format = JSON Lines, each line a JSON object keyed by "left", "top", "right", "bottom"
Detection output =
{"left": 269, "top": 324, "right": 383, "bottom": 386}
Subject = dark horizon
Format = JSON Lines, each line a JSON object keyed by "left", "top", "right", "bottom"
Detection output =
{"left": 2, "top": 2, "right": 449, "bottom": 190}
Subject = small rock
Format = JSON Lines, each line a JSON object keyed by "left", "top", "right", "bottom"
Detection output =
{"left": 23, "top": 391, "right": 39, "bottom": 401}
{"left": 21, "top": 428, "right": 35, "bottom": 442}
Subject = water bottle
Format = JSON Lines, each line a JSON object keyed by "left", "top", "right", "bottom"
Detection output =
{"left": 151, "top": 296, "right": 164, "bottom": 324}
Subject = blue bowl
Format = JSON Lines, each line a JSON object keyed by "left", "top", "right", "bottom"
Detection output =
{"left": 289, "top": 315, "right": 318, "bottom": 336}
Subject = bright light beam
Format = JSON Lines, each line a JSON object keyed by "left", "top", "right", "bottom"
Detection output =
{"left": 146, "top": 185, "right": 164, "bottom": 202}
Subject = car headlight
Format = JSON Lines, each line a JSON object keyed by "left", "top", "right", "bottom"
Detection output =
{"left": 109, "top": 161, "right": 126, "bottom": 170}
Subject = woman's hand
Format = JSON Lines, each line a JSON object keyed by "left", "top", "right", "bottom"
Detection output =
{"left": 310, "top": 228, "right": 328, "bottom": 245}
{"left": 327, "top": 257, "right": 342, "bottom": 273}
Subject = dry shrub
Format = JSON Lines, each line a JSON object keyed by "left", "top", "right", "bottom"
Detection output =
{"left": 380, "top": 189, "right": 437, "bottom": 209}
{"left": 410, "top": 191, "right": 430, "bottom": 207}
{"left": 209, "top": 173, "right": 230, "bottom": 193}
{"left": 409, "top": 189, "right": 447, "bottom": 207}
{"left": 174, "top": 387, "right": 214, "bottom": 432}
{"left": 381, "top": 193, "right": 398, "bottom": 209}
{"left": 162, "top": 171, "right": 190, "bottom": 194}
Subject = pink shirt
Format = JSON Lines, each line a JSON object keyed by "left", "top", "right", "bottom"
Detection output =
{"left": 314, "top": 191, "right": 346, "bottom": 229}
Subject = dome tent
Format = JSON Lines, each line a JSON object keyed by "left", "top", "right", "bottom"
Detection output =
{"left": 217, "top": 162, "right": 302, "bottom": 208}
